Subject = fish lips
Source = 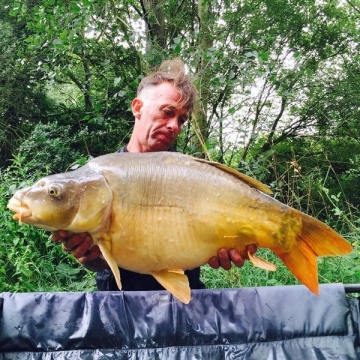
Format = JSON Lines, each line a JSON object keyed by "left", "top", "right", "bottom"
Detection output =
{"left": 7, "top": 196, "right": 32, "bottom": 223}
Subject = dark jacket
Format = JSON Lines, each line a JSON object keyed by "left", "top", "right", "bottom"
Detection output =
{"left": 96, "top": 147, "right": 205, "bottom": 291}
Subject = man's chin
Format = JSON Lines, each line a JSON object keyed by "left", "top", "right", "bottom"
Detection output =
{"left": 155, "top": 145, "right": 172, "bottom": 152}
{"left": 151, "top": 141, "right": 172, "bottom": 152}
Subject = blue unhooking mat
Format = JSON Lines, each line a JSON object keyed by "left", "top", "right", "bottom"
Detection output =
{"left": 0, "top": 284, "right": 359, "bottom": 359}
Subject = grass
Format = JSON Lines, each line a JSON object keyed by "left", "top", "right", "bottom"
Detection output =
{"left": 201, "top": 249, "right": 296, "bottom": 290}
{"left": 0, "top": 219, "right": 96, "bottom": 293}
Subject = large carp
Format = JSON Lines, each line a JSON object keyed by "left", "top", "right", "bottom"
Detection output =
{"left": 7, "top": 152, "right": 352, "bottom": 303}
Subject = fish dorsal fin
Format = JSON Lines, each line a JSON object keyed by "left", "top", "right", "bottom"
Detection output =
{"left": 248, "top": 252, "right": 277, "bottom": 271}
{"left": 151, "top": 269, "right": 191, "bottom": 304}
{"left": 195, "top": 158, "right": 273, "bottom": 195}
{"left": 98, "top": 237, "right": 122, "bottom": 290}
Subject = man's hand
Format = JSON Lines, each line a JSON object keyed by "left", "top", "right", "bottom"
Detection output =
{"left": 51, "top": 230, "right": 109, "bottom": 272}
{"left": 208, "top": 245, "right": 258, "bottom": 270}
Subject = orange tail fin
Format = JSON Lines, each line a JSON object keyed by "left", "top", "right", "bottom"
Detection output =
{"left": 275, "top": 211, "right": 353, "bottom": 295}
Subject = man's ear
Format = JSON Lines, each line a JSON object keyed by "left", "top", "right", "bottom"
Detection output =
{"left": 131, "top": 98, "right": 143, "bottom": 119}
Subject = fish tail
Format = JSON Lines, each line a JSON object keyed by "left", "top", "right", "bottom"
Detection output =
{"left": 275, "top": 212, "right": 353, "bottom": 295}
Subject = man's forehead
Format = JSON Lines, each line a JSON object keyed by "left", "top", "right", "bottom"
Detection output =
{"left": 140, "top": 82, "right": 179, "bottom": 99}
{"left": 141, "top": 84, "right": 188, "bottom": 110}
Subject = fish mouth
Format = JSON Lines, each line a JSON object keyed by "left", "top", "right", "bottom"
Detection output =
{"left": 7, "top": 197, "right": 32, "bottom": 224}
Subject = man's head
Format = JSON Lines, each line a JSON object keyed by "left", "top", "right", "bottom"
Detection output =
{"left": 127, "top": 59, "right": 197, "bottom": 153}
{"left": 137, "top": 59, "right": 197, "bottom": 114}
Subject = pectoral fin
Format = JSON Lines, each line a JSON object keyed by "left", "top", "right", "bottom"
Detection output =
{"left": 151, "top": 269, "right": 191, "bottom": 304}
{"left": 248, "top": 252, "right": 277, "bottom": 271}
{"left": 98, "top": 238, "right": 122, "bottom": 290}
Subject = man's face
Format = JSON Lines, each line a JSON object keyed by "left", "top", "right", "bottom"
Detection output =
{"left": 131, "top": 82, "right": 189, "bottom": 152}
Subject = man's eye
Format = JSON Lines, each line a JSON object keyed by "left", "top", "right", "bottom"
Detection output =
{"left": 162, "top": 108, "right": 174, "bottom": 117}
{"left": 179, "top": 117, "right": 188, "bottom": 126}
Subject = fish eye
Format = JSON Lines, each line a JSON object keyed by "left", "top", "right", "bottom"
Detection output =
{"left": 48, "top": 185, "right": 61, "bottom": 198}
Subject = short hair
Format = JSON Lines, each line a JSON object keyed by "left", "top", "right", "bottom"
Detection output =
{"left": 137, "top": 59, "right": 198, "bottom": 113}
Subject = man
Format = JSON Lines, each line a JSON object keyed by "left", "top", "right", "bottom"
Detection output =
{"left": 52, "top": 59, "right": 257, "bottom": 291}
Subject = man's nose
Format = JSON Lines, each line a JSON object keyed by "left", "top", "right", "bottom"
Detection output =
{"left": 167, "top": 117, "right": 180, "bottom": 131}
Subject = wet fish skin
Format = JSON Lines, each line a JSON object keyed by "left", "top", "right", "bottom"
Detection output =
{"left": 7, "top": 152, "right": 353, "bottom": 303}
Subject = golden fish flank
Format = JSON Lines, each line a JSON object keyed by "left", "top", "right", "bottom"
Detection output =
{"left": 7, "top": 152, "right": 353, "bottom": 304}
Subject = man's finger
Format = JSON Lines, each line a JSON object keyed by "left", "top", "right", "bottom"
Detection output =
{"left": 228, "top": 248, "right": 245, "bottom": 268}
{"left": 63, "top": 232, "right": 88, "bottom": 250}
{"left": 239, "top": 244, "right": 258, "bottom": 260}
{"left": 246, "top": 244, "right": 257, "bottom": 255}
{"left": 51, "top": 230, "right": 69, "bottom": 243}
{"left": 208, "top": 256, "right": 220, "bottom": 269}
{"left": 67, "top": 235, "right": 93, "bottom": 259}
{"left": 218, "top": 248, "right": 231, "bottom": 270}
{"left": 82, "top": 245, "right": 101, "bottom": 262}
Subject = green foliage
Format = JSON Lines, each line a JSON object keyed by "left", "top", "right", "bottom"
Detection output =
{"left": 17, "top": 119, "right": 133, "bottom": 174}
{"left": 0, "top": 154, "right": 95, "bottom": 292}
{"left": 18, "top": 122, "right": 84, "bottom": 174}
{"left": 260, "top": 136, "right": 360, "bottom": 230}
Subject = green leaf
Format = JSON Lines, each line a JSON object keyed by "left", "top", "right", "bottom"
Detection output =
{"left": 266, "top": 279, "right": 278, "bottom": 285}
{"left": 258, "top": 51, "right": 269, "bottom": 61}
{"left": 56, "top": 263, "right": 81, "bottom": 275}
{"left": 245, "top": 51, "right": 257, "bottom": 58}
{"left": 114, "top": 77, "right": 121, "bottom": 86}
{"left": 52, "top": 39, "right": 62, "bottom": 45}
{"left": 116, "top": 90, "right": 127, "bottom": 97}
{"left": 71, "top": 3, "right": 81, "bottom": 13}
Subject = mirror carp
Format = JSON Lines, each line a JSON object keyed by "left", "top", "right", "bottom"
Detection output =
{"left": 7, "top": 152, "right": 353, "bottom": 303}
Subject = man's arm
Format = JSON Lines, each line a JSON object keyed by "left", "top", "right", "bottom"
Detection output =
{"left": 51, "top": 231, "right": 258, "bottom": 271}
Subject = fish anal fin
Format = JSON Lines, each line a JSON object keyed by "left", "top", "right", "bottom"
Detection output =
{"left": 98, "top": 238, "right": 122, "bottom": 290}
{"left": 168, "top": 269, "right": 185, "bottom": 274}
{"left": 248, "top": 252, "right": 276, "bottom": 271}
{"left": 151, "top": 269, "right": 191, "bottom": 304}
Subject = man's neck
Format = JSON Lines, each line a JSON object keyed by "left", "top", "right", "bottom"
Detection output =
{"left": 127, "top": 138, "right": 170, "bottom": 153}
{"left": 126, "top": 139, "right": 146, "bottom": 153}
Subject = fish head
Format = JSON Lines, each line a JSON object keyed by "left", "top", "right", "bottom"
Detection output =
{"left": 7, "top": 167, "right": 113, "bottom": 232}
